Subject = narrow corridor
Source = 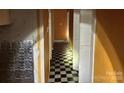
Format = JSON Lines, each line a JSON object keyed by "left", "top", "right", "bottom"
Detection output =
{"left": 48, "top": 42, "right": 78, "bottom": 83}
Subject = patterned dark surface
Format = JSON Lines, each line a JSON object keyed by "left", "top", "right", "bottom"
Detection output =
{"left": 0, "top": 40, "right": 34, "bottom": 83}
{"left": 48, "top": 42, "right": 78, "bottom": 83}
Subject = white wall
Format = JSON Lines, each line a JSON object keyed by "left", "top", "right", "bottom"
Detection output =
{"left": 73, "top": 10, "right": 80, "bottom": 71}
{"left": 79, "top": 10, "right": 95, "bottom": 83}
{"left": 49, "top": 10, "right": 52, "bottom": 61}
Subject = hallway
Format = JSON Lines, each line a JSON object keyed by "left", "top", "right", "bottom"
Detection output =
{"left": 48, "top": 42, "right": 78, "bottom": 83}
{"left": 0, "top": 9, "right": 95, "bottom": 83}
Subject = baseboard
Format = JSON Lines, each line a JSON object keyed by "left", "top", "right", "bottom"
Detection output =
{"left": 53, "top": 40, "right": 68, "bottom": 43}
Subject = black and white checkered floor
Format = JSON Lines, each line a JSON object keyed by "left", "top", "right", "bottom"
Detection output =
{"left": 48, "top": 43, "right": 78, "bottom": 83}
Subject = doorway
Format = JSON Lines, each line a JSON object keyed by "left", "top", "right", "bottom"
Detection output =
{"left": 48, "top": 9, "right": 79, "bottom": 83}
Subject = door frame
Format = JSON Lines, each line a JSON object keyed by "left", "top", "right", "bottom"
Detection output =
{"left": 78, "top": 9, "right": 96, "bottom": 83}
{"left": 48, "top": 9, "right": 52, "bottom": 66}
{"left": 91, "top": 10, "right": 96, "bottom": 83}
{"left": 67, "top": 10, "right": 70, "bottom": 43}
{"left": 73, "top": 9, "right": 80, "bottom": 71}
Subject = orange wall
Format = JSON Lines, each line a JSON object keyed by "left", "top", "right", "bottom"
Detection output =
{"left": 94, "top": 10, "right": 124, "bottom": 83}
{"left": 43, "top": 10, "right": 49, "bottom": 83}
{"left": 0, "top": 10, "right": 10, "bottom": 25}
{"left": 52, "top": 9, "right": 67, "bottom": 41}
{"left": 69, "top": 9, "right": 73, "bottom": 48}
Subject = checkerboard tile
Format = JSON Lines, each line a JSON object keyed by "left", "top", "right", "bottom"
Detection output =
{"left": 48, "top": 42, "right": 78, "bottom": 83}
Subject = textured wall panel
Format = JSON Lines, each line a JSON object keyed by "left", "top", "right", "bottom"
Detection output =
{"left": 0, "top": 40, "right": 34, "bottom": 83}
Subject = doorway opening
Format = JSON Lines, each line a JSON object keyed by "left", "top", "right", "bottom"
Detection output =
{"left": 48, "top": 9, "right": 79, "bottom": 83}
